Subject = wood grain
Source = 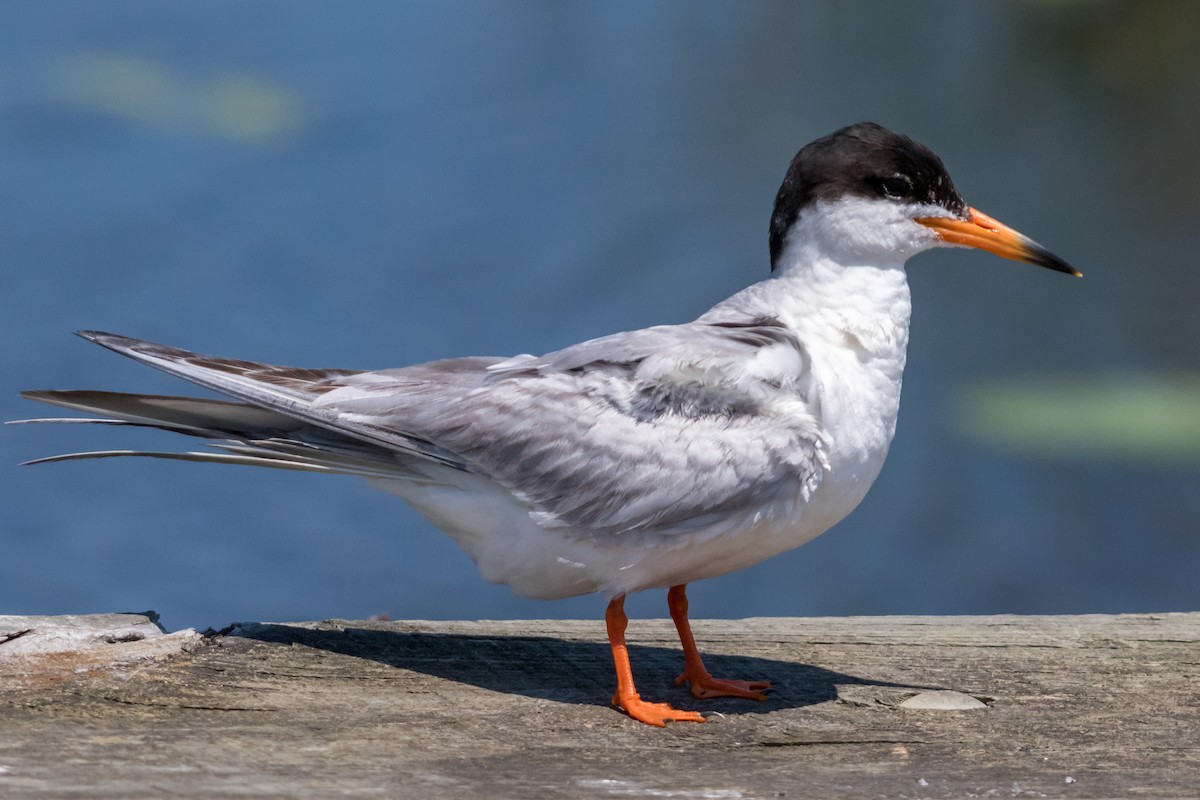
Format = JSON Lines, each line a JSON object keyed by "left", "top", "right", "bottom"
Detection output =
{"left": 1, "top": 612, "right": 1197, "bottom": 798}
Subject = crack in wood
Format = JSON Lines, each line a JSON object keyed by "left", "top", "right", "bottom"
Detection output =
{"left": 102, "top": 633, "right": 148, "bottom": 644}
{"left": 0, "top": 628, "right": 35, "bottom": 645}
{"left": 97, "top": 693, "right": 272, "bottom": 713}
{"left": 756, "top": 738, "right": 934, "bottom": 747}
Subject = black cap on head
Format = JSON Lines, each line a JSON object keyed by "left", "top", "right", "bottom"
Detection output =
{"left": 769, "top": 122, "right": 968, "bottom": 270}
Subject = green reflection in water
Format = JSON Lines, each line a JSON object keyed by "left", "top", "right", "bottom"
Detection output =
{"left": 56, "top": 51, "right": 304, "bottom": 143}
{"left": 956, "top": 374, "right": 1200, "bottom": 461}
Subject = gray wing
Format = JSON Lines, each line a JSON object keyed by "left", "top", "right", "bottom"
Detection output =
{"left": 22, "top": 325, "right": 827, "bottom": 534}
{"left": 484, "top": 317, "right": 805, "bottom": 376}
{"left": 317, "top": 317, "right": 829, "bottom": 533}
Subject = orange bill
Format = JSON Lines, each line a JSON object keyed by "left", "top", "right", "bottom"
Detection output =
{"left": 916, "top": 207, "right": 1081, "bottom": 277}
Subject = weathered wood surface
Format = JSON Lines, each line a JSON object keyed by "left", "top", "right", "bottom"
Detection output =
{"left": 1, "top": 612, "right": 1197, "bottom": 799}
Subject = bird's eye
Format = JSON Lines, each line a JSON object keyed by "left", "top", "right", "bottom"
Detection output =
{"left": 879, "top": 176, "right": 911, "bottom": 199}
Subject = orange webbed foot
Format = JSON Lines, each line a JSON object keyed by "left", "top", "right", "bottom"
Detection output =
{"left": 675, "top": 670, "right": 771, "bottom": 701}
{"left": 612, "top": 692, "right": 706, "bottom": 727}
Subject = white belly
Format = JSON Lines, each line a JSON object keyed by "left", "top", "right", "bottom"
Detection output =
{"left": 371, "top": 407, "right": 892, "bottom": 601}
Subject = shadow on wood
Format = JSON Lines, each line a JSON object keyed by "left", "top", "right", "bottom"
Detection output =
{"left": 229, "top": 620, "right": 942, "bottom": 715}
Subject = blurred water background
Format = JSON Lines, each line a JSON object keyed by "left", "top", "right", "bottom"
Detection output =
{"left": 3, "top": 1, "right": 1198, "bottom": 631}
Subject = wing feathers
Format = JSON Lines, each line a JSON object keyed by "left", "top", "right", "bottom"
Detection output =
{"left": 20, "top": 324, "right": 827, "bottom": 536}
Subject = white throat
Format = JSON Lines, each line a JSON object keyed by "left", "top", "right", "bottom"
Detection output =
{"left": 773, "top": 195, "right": 944, "bottom": 278}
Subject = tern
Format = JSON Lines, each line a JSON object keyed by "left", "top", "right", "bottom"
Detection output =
{"left": 15, "top": 122, "right": 1078, "bottom": 726}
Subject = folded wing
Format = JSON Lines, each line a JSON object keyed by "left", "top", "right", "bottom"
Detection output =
{"left": 18, "top": 322, "right": 828, "bottom": 534}
{"left": 317, "top": 317, "right": 829, "bottom": 532}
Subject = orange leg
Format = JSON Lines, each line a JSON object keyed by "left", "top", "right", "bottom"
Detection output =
{"left": 667, "top": 584, "right": 771, "bottom": 701}
{"left": 606, "top": 594, "right": 706, "bottom": 726}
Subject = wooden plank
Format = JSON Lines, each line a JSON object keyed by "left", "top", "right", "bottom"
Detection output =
{"left": 1, "top": 612, "right": 1197, "bottom": 798}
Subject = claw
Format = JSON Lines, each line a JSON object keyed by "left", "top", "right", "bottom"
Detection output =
{"left": 612, "top": 692, "right": 706, "bottom": 727}
{"left": 675, "top": 671, "right": 771, "bottom": 701}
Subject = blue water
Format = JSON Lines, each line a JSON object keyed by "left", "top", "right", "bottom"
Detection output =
{"left": 4, "top": 2, "right": 1198, "bottom": 631}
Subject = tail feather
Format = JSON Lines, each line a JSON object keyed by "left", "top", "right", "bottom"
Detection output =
{"left": 71, "top": 331, "right": 465, "bottom": 467}
{"left": 13, "top": 331, "right": 474, "bottom": 474}
{"left": 12, "top": 389, "right": 428, "bottom": 481}
{"left": 20, "top": 449, "right": 356, "bottom": 473}
{"left": 16, "top": 390, "right": 304, "bottom": 439}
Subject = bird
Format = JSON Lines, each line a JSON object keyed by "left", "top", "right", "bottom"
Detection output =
{"left": 13, "top": 122, "right": 1079, "bottom": 726}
